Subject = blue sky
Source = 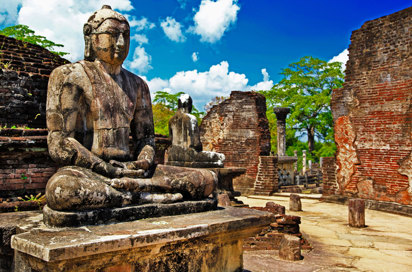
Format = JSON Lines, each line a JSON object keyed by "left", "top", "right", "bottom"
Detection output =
{"left": 0, "top": 0, "right": 410, "bottom": 110}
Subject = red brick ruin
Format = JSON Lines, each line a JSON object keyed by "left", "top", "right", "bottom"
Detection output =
{"left": 324, "top": 7, "right": 412, "bottom": 208}
{"left": 200, "top": 91, "right": 274, "bottom": 195}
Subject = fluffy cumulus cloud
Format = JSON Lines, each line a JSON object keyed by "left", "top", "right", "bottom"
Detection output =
{"left": 192, "top": 52, "right": 199, "bottom": 62}
{"left": 127, "top": 46, "right": 152, "bottom": 74}
{"left": 128, "top": 16, "right": 155, "bottom": 31}
{"left": 0, "top": 0, "right": 22, "bottom": 26}
{"left": 329, "top": 49, "right": 349, "bottom": 71}
{"left": 145, "top": 61, "right": 272, "bottom": 109}
{"left": 131, "top": 34, "right": 149, "bottom": 45}
{"left": 249, "top": 69, "right": 273, "bottom": 91}
{"left": 13, "top": 0, "right": 134, "bottom": 61}
{"left": 191, "top": 0, "right": 240, "bottom": 43}
{"left": 160, "top": 17, "right": 186, "bottom": 42}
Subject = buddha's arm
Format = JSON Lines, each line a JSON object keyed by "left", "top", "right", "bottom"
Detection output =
{"left": 130, "top": 79, "right": 155, "bottom": 170}
{"left": 46, "top": 65, "right": 122, "bottom": 178}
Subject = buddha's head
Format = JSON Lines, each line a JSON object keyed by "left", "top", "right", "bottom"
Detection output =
{"left": 178, "top": 94, "right": 193, "bottom": 114}
{"left": 83, "top": 5, "right": 130, "bottom": 66}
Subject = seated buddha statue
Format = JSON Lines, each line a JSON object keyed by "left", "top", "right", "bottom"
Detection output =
{"left": 166, "top": 94, "right": 225, "bottom": 168}
{"left": 45, "top": 5, "right": 216, "bottom": 212}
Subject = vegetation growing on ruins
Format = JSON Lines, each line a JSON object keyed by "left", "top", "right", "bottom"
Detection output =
{"left": 261, "top": 56, "right": 344, "bottom": 161}
{"left": 0, "top": 25, "right": 68, "bottom": 57}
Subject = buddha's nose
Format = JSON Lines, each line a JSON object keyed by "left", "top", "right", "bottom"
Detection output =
{"left": 117, "top": 34, "right": 125, "bottom": 48}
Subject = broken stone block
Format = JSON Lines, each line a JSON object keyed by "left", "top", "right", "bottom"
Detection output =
{"left": 348, "top": 198, "right": 365, "bottom": 228}
{"left": 217, "top": 193, "right": 231, "bottom": 207}
{"left": 279, "top": 234, "right": 301, "bottom": 261}
{"left": 289, "top": 194, "right": 302, "bottom": 211}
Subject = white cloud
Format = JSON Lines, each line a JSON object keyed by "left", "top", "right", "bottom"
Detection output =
{"left": 192, "top": 52, "right": 199, "bottom": 62}
{"left": 145, "top": 61, "right": 272, "bottom": 109}
{"left": 249, "top": 69, "right": 273, "bottom": 91}
{"left": 0, "top": 0, "right": 22, "bottom": 26}
{"left": 329, "top": 49, "right": 349, "bottom": 71}
{"left": 177, "top": 0, "right": 188, "bottom": 9}
{"left": 160, "top": 17, "right": 186, "bottom": 42}
{"left": 131, "top": 33, "right": 148, "bottom": 45}
{"left": 129, "top": 16, "right": 155, "bottom": 31}
{"left": 15, "top": 0, "right": 134, "bottom": 62}
{"left": 191, "top": 0, "right": 240, "bottom": 43}
{"left": 128, "top": 46, "right": 152, "bottom": 74}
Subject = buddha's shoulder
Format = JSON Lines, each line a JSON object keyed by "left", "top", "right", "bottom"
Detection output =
{"left": 50, "top": 62, "right": 88, "bottom": 81}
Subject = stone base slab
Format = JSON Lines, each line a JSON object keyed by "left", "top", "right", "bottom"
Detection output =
{"left": 12, "top": 207, "right": 274, "bottom": 272}
{"left": 43, "top": 198, "right": 217, "bottom": 227}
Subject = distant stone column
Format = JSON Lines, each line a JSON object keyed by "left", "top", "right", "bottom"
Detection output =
{"left": 274, "top": 107, "right": 290, "bottom": 157}
{"left": 289, "top": 194, "right": 302, "bottom": 211}
{"left": 308, "top": 160, "right": 312, "bottom": 174}
{"left": 302, "top": 150, "right": 307, "bottom": 174}
{"left": 348, "top": 199, "right": 366, "bottom": 228}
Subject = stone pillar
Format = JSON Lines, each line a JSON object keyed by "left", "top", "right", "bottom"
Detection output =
{"left": 289, "top": 194, "right": 302, "bottom": 211}
{"left": 293, "top": 150, "right": 298, "bottom": 172}
{"left": 308, "top": 160, "right": 312, "bottom": 174}
{"left": 279, "top": 234, "right": 301, "bottom": 261}
{"left": 348, "top": 198, "right": 365, "bottom": 228}
{"left": 273, "top": 107, "right": 290, "bottom": 157}
{"left": 302, "top": 150, "right": 307, "bottom": 174}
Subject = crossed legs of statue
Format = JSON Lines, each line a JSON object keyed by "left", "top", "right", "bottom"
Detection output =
{"left": 45, "top": 165, "right": 217, "bottom": 211}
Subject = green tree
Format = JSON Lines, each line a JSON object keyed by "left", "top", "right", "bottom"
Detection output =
{"left": 0, "top": 25, "right": 68, "bottom": 56}
{"left": 262, "top": 56, "right": 344, "bottom": 158}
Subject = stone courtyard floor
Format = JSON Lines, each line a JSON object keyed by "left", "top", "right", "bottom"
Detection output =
{"left": 240, "top": 195, "right": 412, "bottom": 272}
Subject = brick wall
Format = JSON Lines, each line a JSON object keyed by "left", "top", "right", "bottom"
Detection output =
{"left": 200, "top": 91, "right": 271, "bottom": 195}
{"left": 330, "top": 7, "right": 412, "bottom": 205}
{"left": 254, "top": 156, "right": 278, "bottom": 195}
{"left": 0, "top": 34, "right": 69, "bottom": 127}
{"left": 321, "top": 157, "right": 337, "bottom": 196}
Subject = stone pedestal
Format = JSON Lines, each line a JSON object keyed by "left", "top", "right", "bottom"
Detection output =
{"left": 12, "top": 207, "right": 273, "bottom": 272}
{"left": 348, "top": 198, "right": 366, "bottom": 228}
{"left": 289, "top": 194, "right": 302, "bottom": 211}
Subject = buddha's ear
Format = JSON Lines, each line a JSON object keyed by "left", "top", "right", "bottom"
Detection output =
{"left": 83, "top": 23, "right": 93, "bottom": 61}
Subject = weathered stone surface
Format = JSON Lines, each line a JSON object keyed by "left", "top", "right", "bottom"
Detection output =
{"left": 279, "top": 234, "right": 302, "bottom": 261}
{"left": 42, "top": 5, "right": 217, "bottom": 222}
{"left": 200, "top": 91, "right": 271, "bottom": 195}
{"left": 12, "top": 207, "right": 274, "bottom": 272}
{"left": 348, "top": 198, "right": 365, "bottom": 228}
{"left": 43, "top": 198, "right": 217, "bottom": 227}
{"left": 330, "top": 6, "right": 412, "bottom": 206}
{"left": 0, "top": 35, "right": 69, "bottom": 128}
{"left": 273, "top": 107, "right": 290, "bottom": 157}
{"left": 289, "top": 194, "right": 302, "bottom": 211}
{"left": 217, "top": 193, "right": 231, "bottom": 206}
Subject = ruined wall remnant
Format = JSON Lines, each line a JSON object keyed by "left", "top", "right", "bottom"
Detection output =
{"left": 0, "top": 35, "right": 69, "bottom": 127}
{"left": 200, "top": 91, "right": 271, "bottom": 194}
{"left": 330, "top": 7, "right": 412, "bottom": 205}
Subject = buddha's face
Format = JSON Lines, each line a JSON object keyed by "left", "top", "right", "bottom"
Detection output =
{"left": 91, "top": 19, "right": 130, "bottom": 66}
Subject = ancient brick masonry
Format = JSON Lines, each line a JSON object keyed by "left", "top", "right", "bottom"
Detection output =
{"left": 0, "top": 35, "right": 69, "bottom": 127}
{"left": 254, "top": 156, "right": 278, "bottom": 195}
{"left": 200, "top": 91, "right": 271, "bottom": 194}
{"left": 330, "top": 7, "right": 412, "bottom": 205}
{"left": 321, "top": 157, "right": 338, "bottom": 196}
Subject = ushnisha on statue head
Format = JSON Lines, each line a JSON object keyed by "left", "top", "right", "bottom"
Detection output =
{"left": 83, "top": 5, "right": 130, "bottom": 66}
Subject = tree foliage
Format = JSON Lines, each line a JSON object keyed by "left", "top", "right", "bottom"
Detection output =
{"left": 261, "top": 56, "right": 344, "bottom": 159}
{"left": 0, "top": 25, "right": 68, "bottom": 57}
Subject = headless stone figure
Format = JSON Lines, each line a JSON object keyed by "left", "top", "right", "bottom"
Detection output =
{"left": 166, "top": 94, "right": 225, "bottom": 168}
{"left": 45, "top": 6, "right": 216, "bottom": 211}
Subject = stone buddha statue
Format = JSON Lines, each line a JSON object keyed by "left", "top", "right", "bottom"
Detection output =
{"left": 45, "top": 5, "right": 216, "bottom": 214}
{"left": 166, "top": 94, "right": 225, "bottom": 168}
